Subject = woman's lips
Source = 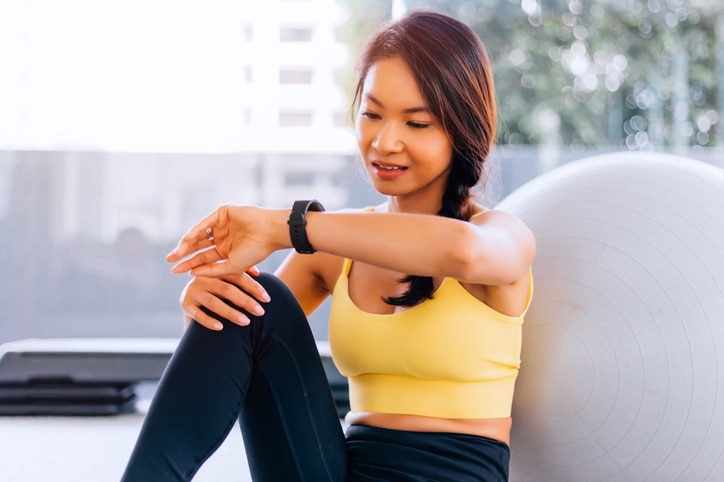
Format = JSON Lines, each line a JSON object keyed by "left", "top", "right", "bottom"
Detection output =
{"left": 372, "top": 162, "right": 407, "bottom": 179}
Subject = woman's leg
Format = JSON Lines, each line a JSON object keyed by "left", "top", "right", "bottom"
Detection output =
{"left": 121, "top": 273, "right": 346, "bottom": 482}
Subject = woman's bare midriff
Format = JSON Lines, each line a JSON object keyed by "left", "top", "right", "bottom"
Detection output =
{"left": 344, "top": 411, "right": 513, "bottom": 445}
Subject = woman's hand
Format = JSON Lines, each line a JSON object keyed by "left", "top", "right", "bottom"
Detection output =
{"left": 167, "top": 205, "right": 287, "bottom": 278}
{"left": 180, "top": 267, "right": 271, "bottom": 331}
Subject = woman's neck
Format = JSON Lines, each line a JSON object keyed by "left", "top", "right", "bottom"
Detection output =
{"left": 385, "top": 196, "right": 441, "bottom": 215}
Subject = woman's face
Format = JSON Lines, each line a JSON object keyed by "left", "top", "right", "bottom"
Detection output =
{"left": 356, "top": 56, "right": 454, "bottom": 209}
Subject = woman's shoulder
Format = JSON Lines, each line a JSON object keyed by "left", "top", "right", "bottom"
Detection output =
{"left": 468, "top": 205, "right": 536, "bottom": 274}
{"left": 469, "top": 205, "right": 528, "bottom": 228}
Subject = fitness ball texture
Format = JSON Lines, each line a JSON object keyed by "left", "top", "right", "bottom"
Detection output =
{"left": 498, "top": 152, "right": 724, "bottom": 481}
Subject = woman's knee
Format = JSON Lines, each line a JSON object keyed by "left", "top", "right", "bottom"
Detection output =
{"left": 255, "top": 272, "right": 292, "bottom": 298}
{"left": 246, "top": 272, "right": 310, "bottom": 336}
{"left": 254, "top": 272, "right": 305, "bottom": 318}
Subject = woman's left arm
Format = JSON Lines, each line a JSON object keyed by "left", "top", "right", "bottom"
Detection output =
{"left": 167, "top": 205, "right": 535, "bottom": 287}
{"left": 306, "top": 209, "right": 535, "bottom": 286}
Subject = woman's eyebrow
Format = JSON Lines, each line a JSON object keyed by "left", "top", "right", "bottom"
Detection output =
{"left": 365, "top": 93, "right": 430, "bottom": 114}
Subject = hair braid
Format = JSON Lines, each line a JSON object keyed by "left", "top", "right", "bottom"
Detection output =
{"left": 385, "top": 151, "right": 479, "bottom": 306}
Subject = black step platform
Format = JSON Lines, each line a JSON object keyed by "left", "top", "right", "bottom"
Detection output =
{"left": 0, "top": 338, "right": 349, "bottom": 417}
{"left": 0, "top": 338, "right": 178, "bottom": 415}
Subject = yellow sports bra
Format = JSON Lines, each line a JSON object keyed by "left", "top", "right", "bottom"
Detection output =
{"left": 328, "top": 259, "right": 533, "bottom": 419}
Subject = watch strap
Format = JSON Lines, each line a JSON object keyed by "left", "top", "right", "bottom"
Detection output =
{"left": 288, "top": 200, "right": 325, "bottom": 254}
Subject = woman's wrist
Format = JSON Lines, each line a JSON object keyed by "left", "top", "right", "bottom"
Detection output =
{"left": 264, "top": 208, "right": 295, "bottom": 251}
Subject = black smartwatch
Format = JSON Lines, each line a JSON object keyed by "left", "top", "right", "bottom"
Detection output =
{"left": 288, "top": 200, "right": 325, "bottom": 254}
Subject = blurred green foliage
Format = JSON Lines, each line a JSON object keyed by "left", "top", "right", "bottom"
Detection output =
{"left": 339, "top": 0, "right": 723, "bottom": 148}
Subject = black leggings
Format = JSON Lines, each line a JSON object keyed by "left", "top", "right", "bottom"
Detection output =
{"left": 121, "top": 273, "right": 509, "bottom": 481}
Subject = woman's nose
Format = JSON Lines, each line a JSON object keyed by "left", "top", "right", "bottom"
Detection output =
{"left": 372, "top": 123, "right": 403, "bottom": 154}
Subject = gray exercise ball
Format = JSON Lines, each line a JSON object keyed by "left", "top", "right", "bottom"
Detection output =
{"left": 498, "top": 152, "right": 724, "bottom": 481}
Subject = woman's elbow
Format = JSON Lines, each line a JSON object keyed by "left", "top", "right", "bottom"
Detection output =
{"left": 452, "top": 228, "right": 535, "bottom": 285}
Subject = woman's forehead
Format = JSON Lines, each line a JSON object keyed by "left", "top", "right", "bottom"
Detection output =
{"left": 361, "top": 57, "right": 427, "bottom": 110}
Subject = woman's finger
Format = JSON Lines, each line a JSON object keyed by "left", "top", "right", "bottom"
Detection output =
{"left": 235, "top": 272, "right": 271, "bottom": 303}
{"left": 181, "top": 275, "right": 269, "bottom": 330}
{"left": 181, "top": 305, "right": 223, "bottom": 331}
{"left": 197, "top": 291, "right": 252, "bottom": 326}
{"left": 171, "top": 247, "right": 222, "bottom": 274}
{"left": 183, "top": 287, "right": 248, "bottom": 330}
{"left": 223, "top": 273, "right": 270, "bottom": 308}
{"left": 167, "top": 229, "right": 214, "bottom": 262}
{"left": 188, "top": 260, "right": 238, "bottom": 278}
{"left": 167, "top": 210, "right": 221, "bottom": 262}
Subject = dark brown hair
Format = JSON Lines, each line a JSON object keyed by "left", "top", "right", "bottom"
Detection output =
{"left": 352, "top": 10, "right": 497, "bottom": 307}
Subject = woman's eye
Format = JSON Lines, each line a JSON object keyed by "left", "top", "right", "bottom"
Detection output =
{"left": 361, "top": 111, "right": 380, "bottom": 120}
{"left": 408, "top": 121, "right": 430, "bottom": 129}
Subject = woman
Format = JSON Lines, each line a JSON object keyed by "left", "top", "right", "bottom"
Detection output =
{"left": 122, "top": 10, "right": 535, "bottom": 482}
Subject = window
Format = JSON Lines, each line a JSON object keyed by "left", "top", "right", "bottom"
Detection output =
{"left": 280, "top": 27, "right": 314, "bottom": 42}
{"left": 242, "top": 23, "right": 253, "bottom": 42}
{"left": 279, "top": 68, "right": 313, "bottom": 84}
{"left": 1, "top": 0, "right": 722, "bottom": 350}
{"left": 279, "top": 110, "right": 314, "bottom": 126}
{"left": 333, "top": 110, "right": 350, "bottom": 127}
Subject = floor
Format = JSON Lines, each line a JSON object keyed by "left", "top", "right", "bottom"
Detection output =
{"left": 0, "top": 398, "right": 251, "bottom": 482}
